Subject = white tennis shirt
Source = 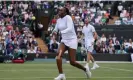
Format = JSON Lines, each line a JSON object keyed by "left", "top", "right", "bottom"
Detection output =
{"left": 53, "top": 15, "right": 77, "bottom": 49}
{"left": 82, "top": 24, "right": 95, "bottom": 46}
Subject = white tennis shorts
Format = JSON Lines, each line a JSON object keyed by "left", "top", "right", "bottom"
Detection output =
{"left": 84, "top": 40, "right": 94, "bottom": 53}
{"left": 85, "top": 45, "right": 94, "bottom": 53}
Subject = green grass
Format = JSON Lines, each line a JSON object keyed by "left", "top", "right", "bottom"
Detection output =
{"left": 0, "top": 62, "right": 133, "bottom": 80}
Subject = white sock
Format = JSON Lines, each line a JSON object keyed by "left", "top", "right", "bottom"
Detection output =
{"left": 92, "top": 61, "right": 97, "bottom": 67}
{"left": 86, "top": 63, "right": 89, "bottom": 66}
{"left": 93, "top": 61, "right": 96, "bottom": 64}
{"left": 58, "top": 73, "right": 64, "bottom": 75}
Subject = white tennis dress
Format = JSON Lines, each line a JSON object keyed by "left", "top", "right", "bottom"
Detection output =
{"left": 82, "top": 24, "right": 96, "bottom": 52}
{"left": 53, "top": 15, "right": 77, "bottom": 49}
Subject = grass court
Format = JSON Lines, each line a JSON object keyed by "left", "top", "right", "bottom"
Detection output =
{"left": 0, "top": 61, "right": 133, "bottom": 80}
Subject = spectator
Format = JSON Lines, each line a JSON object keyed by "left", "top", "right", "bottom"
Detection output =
{"left": 112, "top": 34, "right": 117, "bottom": 43}
{"left": 109, "top": 39, "right": 114, "bottom": 47}
{"left": 114, "top": 18, "right": 121, "bottom": 25}
{"left": 77, "top": 32, "right": 82, "bottom": 45}
{"left": 13, "top": 48, "right": 27, "bottom": 61}
{"left": 37, "top": 22, "right": 43, "bottom": 37}
{"left": 128, "top": 39, "right": 133, "bottom": 48}
{"left": 51, "top": 39, "right": 58, "bottom": 53}
{"left": 127, "top": 46, "right": 133, "bottom": 54}
{"left": 0, "top": 40, "right": 5, "bottom": 54}
{"left": 100, "top": 34, "right": 106, "bottom": 43}
{"left": 127, "top": 43, "right": 133, "bottom": 63}
{"left": 117, "top": 47, "right": 127, "bottom": 54}
{"left": 51, "top": 16, "right": 57, "bottom": 25}
{"left": 130, "top": 16, "right": 133, "bottom": 25}
{"left": 95, "top": 42, "right": 101, "bottom": 53}
{"left": 13, "top": 47, "right": 21, "bottom": 59}
{"left": 123, "top": 39, "right": 130, "bottom": 52}
{"left": 104, "top": 11, "right": 110, "bottom": 24}
{"left": 12, "top": 38, "right": 18, "bottom": 49}
{"left": 114, "top": 40, "right": 121, "bottom": 53}
{"left": 36, "top": 47, "right": 42, "bottom": 58}
{"left": 27, "top": 46, "right": 36, "bottom": 53}
{"left": 101, "top": 15, "right": 106, "bottom": 25}
{"left": 100, "top": 44, "right": 108, "bottom": 53}
{"left": 120, "top": 11, "right": 125, "bottom": 19}
{"left": 119, "top": 36, "right": 124, "bottom": 45}
{"left": 108, "top": 43, "right": 115, "bottom": 54}
{"left": 117, "top": 3, "right": 123, "bottom": 16}
{"left": 6, "top": 41, "right": 14, "bottom": 55}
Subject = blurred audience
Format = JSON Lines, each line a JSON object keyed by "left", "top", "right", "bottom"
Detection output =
{"left": 47, "top": 1, "right": 133, "bottom": 54}
{"left": 0, "top": 1, "right": 52, "bottom": 61}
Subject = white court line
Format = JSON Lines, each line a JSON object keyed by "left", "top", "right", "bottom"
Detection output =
{"left": 0, "top": 67, "right": 133, "bottom": 72}
{"left": 0, "top": 69, "right": 63, "bottom": 72}
{"left": 96, "top": 61, "right": 132, "bottom": 63}
{"left": 0, "top": 77, "right": 133, "bottom": 80}
{"left": 66, "top": 61, "right": 132, "bottom": 63}
{"left": 102, "top": 67, "right": 133, "bottom": 72}
{"left": 1, "top": 61, "right": 131, "bottom": 66}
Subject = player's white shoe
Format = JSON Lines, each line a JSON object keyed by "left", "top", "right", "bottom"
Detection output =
{"left": 54, "top": 74, "right": 66, "bottom": 80}
{"left": 84, "top": 64, "right": 92, "bottom": 78}
{"left": 91, "top": 63, "right": 100, "bottom": 70}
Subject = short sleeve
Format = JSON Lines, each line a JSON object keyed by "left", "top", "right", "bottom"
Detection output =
{"left": 91, "top": 25, "right": 96, "bottom": 32}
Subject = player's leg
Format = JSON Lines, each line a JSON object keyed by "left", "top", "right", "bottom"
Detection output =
{"left": 54, "top": 43, "right": 66, "bottom": 80}
{"left": 85, "top": 46, "right": 91, "bottom": 66}
{"left": 68, "top": 48, "right": 91, "bottom": 78}
{"left": 86, "top": 46, "right": 99, "bottom": 70}
{"left": 89, "top": 53, "right": 99, "bottom": 70}
{"left": 86, "top": 52, "right": 91, "bottom": 66}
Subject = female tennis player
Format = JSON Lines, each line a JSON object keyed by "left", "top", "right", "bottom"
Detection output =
{"left": 52, "top": 7, "right": 91, "bottom": 80}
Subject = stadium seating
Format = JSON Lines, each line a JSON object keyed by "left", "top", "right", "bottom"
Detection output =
{"left": 36, "top": 38, "right": 48, "bottom": 53}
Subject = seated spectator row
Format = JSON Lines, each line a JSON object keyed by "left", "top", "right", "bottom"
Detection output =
{"left": 47, "top": 1, "right": 133, "bottom": 54}
{"left": 0, "top": 26, "right": 43, "bottom": 60}
{"left": 49, "top": 1, "right": 133, "bottom": 32}
{"left": 46, "top": 31, "right": 133, "bottom": 54}
{"left": 0, "top": 1, "right": 54, "bottom": 61}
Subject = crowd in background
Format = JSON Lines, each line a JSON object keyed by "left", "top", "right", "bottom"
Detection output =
{"left": 78, "top": 33, "right": 133, "bottom": 54}
{"left": 50, "top": 1, "right": 133, "bottom": 28}
{"left": 0, "top": 1, "right": 133, "bottom": 61}
{"left": 47, "top": 1, "right": 133, "bottom": 54}
{"left": 0, "top": 1, "right": 35, "bottom": 28}
{"left": 47, "top": 32, "right": 133, "bottom": 54}
{"left": 115, "top": 3, "right": 133, "bottom": 25}
{"left": 0, "top": 1, "right": 51, "bottom": 61}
